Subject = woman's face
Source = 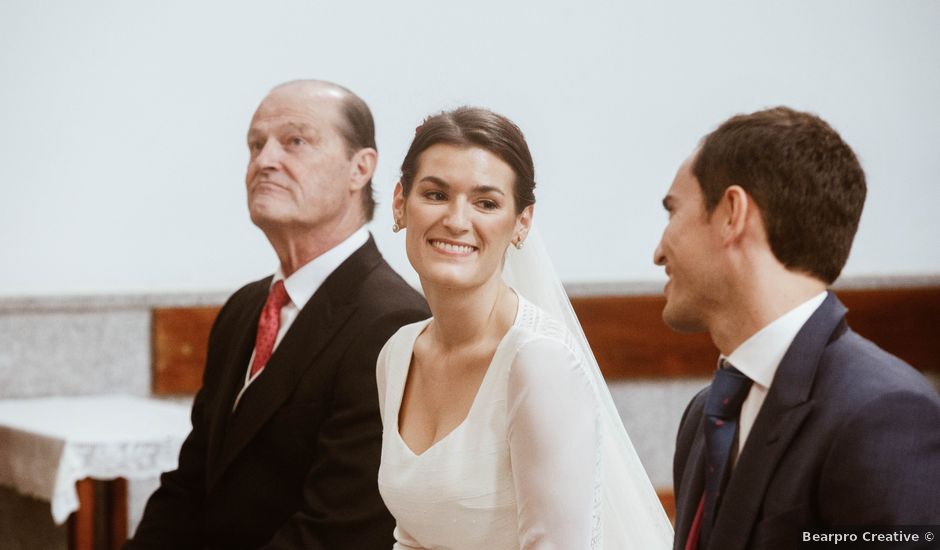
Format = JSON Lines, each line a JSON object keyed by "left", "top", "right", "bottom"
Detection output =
{"left": 393, "top": 144, "right": 532, "bottom": 291}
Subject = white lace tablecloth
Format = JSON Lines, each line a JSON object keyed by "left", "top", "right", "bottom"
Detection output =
{"left": 0, "top": 394, "right": 191, "bottom": 524}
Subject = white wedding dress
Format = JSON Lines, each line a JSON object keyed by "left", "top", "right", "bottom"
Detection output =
{"left": 378, "top": 294, "right": 601, "bottom": 549}
{"left": 377, "top": 230, "right": 673, "bottom": 549}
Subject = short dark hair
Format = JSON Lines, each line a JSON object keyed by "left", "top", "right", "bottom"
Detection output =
{"left": 693, "top": 106, "right": 867, "bottom": 284}
{"left": 400, "top": 107, "right": 536, "bottom": 214}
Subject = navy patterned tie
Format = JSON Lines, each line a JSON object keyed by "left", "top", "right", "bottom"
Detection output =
{"left": 699, "top": 359, "right": 752, "bottom": 549}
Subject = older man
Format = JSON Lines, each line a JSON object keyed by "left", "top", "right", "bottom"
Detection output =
{"left": 658, "top": 107, "right": 940, "bottom": 550}
{"left": 126, "top": 80, "right": 429, "bottom": 550}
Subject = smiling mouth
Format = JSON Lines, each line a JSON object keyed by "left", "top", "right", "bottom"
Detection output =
{"left": 429, "top": 239, "right": 478, "bottom": 256}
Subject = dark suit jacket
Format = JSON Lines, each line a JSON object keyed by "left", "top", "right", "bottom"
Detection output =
{"left": 673, "top": 293, "right": 940, "bottom": 550}
{"left": 126, "top": 237, "right": 429, "bottom": 550}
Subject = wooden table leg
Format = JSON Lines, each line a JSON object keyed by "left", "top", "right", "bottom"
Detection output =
{"left": 109, "top": 478, "right": 128, "bottom": 550}
{"left": 69, "top": 478, "right": 95, "bottom": 550}
{"left": 68, "top": 477, "right": 129, "bottom": 549}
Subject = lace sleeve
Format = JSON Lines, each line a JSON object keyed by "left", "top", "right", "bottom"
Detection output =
{"left": 507, "top": 336, "right": 601, "bottom": 549}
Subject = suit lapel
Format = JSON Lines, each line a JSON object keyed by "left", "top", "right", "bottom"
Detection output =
{"left": 207, "top": 237, "right": 384, "bottom": 490}
{"left": 205, "top": 280, "right": 269, "bottom": 485}
{"left": 707, "top": 293, "right": 848, "bottom": 550}
{"left": 710, "top": 401, "right": 814, "bottom": 549}
{"left": 674, "top": 411, "right": 707, "bottom": 549}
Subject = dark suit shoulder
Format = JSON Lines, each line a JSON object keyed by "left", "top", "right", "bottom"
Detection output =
{"left": 806, "top": 327, "right": 940, "bottom": 467}
{"left": 806, "top": 327, "right": 940, "bottom": 523}
{"left": 353, "top": 257, "right": 429, "bottom": 318}
{"left": 814, "top": 328, "right": 939, "bottom": 408}
{"left": 231, "top": 275, "right": 273, "bottom": 296}
{"left": 201, "top": 276, "right": 272, "bottom": 341}
{"left": 219, "top": 276, "right": 272, "bottom": 314}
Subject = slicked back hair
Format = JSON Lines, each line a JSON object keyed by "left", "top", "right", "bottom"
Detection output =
{"left": 335, "top": 88, "right": 377, "bottom": 221}
{"left": 400, "top": 107, "right": 536, "bottom": 214}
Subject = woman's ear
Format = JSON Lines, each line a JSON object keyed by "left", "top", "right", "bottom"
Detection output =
{"left": 513, "top": 205, "right": 534, "bottom": 246}
{"left": 392, "top": 181, "right": 407, "bottom": 230}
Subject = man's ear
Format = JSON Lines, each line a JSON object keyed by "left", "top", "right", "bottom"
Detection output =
{"left": 349, "top": 148, "right": 378, "bottom": 191}
{"left": 392, "top": 181, "right": 406, "bottom": 227}
{"left": 719, "top": 185, "right": 751, "bottom": 245}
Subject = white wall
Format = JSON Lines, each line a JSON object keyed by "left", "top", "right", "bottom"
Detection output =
{"left": 2, "top": 0, "right": 938, "bottom": 296}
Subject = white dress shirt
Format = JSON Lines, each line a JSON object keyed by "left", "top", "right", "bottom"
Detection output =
{"left": 724, "top": 291, "right": 827, "bottom": 455}
{"left": 233, "top": 227, "right": 370, "bottom": 407}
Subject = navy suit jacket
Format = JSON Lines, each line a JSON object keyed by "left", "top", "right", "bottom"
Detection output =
{"left": 126, "top": 237, "right": 429, "bottom": 550}
{"left": 673, "top": 292, "right": 940, "bottom": 550}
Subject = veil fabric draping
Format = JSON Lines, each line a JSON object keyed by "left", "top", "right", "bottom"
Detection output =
{"left": 503, "top": 226, "right": 674, "bottom": 549}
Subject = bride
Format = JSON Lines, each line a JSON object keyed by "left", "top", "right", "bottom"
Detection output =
{"left": 377, "top": 107, "right": 672, "bottom": 549}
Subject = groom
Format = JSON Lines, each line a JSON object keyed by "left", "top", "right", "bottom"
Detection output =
{"left": 657, "top": 107, "right": 940, "bottom": 549}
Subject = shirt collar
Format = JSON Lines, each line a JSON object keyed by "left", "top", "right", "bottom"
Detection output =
{"left": 270, "top": 227, "right": 370, "bottom": 311}
{"left": 724, "top": 291, "right": 828, "bottom": 388}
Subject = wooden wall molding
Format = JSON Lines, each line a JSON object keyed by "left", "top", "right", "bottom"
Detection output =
{"left": 152, "top": 286, "right": 940, "bottom": 395}
{"left": 152, "top": 307, "right": 220, "bottom": 395}
{"left": 570, "top": 286, "right": 940, "bottom": 379}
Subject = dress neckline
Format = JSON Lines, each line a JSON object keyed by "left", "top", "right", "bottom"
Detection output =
{"left": 395, "top": 292, "right": 528, "bottom": 458}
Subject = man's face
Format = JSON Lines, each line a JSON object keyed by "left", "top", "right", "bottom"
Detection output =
{"left": 245, "top": 85, "right": 357, "bottom": 234}
{"left": 653, "top": 157, "right": 725, "bottom": 333}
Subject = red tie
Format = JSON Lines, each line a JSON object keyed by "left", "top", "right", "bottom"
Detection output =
{"left": 249, "top": 280, "right": 290, "bottom": 378}
{"left": 685, "top": 494, "right": 706, "bottom": 550}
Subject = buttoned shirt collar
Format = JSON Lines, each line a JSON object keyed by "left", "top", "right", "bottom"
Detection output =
{"left": 270, "top": 227, "right": 370, "bottom": 309}
{"left": 724, "top": 291, "right": 828, "bottom": 388}
{"left": 234, "top": 227, "right": 370, "bottom": 408}
{"left": 722, "top": 290, "right": 827, "bottom": 456}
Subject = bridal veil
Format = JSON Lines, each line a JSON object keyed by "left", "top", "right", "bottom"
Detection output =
{"left": 503, "top": 226, "right": 674, "bottom": 549}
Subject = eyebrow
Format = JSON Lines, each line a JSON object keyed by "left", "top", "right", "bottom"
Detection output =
{"left": 247, "top": 122, "right": 317, "bottom": 141}
{"left": 420, "top": 176, "right": 506, "bottom": 195}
